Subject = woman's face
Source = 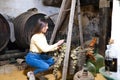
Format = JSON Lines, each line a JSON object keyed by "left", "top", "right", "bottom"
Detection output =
{"left": 41, "top": 24, "right": 48, "bottom": 33}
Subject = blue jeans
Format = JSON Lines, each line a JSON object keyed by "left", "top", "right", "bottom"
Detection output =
{"left": 25, "top": 52, "right": 55, "bottom": 74}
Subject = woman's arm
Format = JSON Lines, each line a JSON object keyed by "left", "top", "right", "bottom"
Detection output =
{"left": 33, "top": 34, "right": 63, "bottom": 52}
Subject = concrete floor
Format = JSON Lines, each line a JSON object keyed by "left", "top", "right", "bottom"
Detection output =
{"left": 0, "top": 64, "right": 61, "bottom": 80}
{"left": 0, "top": 64, "right": 27, "bottom": 80}
{"left": 0, "top": 64, "right": 106, "bottom": 80}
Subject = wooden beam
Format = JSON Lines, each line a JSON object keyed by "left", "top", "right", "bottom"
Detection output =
{"left": 62, "top": 0, "right": 76, "bottom": 80}
{"left": 49, "top": 0, "right": 67, "bottom": 44}
{"left": 58, "top": 0, "right": 71, "bottom": 27}
{"left": 98, "top": 0, "right": 110, "bottom": 56}
{"left": 77, "top": 0, "right": 84, "bottom": 49}
{"left": 49, "top": 0, "right": 71, "bottom": 44}
{"left": 0, "top": 52, "right": 27, "bottom": 60}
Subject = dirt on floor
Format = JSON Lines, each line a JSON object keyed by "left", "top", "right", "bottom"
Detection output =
{"left": 0, "top": 63, "right": 106, "bottom": 80}
{"left": 0, "top": 63, "right": 62, "bottom": 80}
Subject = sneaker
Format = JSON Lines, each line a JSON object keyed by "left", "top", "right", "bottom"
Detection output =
{"left": 27, "top": 71, "right": 35, "bottom": 80}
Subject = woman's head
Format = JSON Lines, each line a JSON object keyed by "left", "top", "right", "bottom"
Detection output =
{"left": 33, "top": 19, "right": 48, "bottom": 34}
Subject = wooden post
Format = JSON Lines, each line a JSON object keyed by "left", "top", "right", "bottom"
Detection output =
{"left": 49, "top": 0, "right": 71, "bottom": 44}
{"left": 98, "top": 0, "right": 110, "bottom": 56}
{"left": 62, "top": 0, "right": 76, "bottom": 80}
{"left": 77, "top": 0, "right": 84, "bottom": 49}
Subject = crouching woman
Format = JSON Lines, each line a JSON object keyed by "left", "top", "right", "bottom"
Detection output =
{"left": 25, "top": 19, "right": 64, "bottom": 80}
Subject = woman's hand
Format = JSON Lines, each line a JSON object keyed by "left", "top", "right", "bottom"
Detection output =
{"left": 57, "top": 39, "right": 64, "bottom": 46}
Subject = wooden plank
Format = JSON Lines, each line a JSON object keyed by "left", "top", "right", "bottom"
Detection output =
{"left": 77, "top": 0, "right": 84, "bottom": 49}
{"left": 62, "top": 0, "right": 76, "bottom": 80}
{"left": 58, "top": 0, "right": 71, "bottom": 27}
{"left": 49, "top": 0, "right": 71, "bottom": 44}
{"left": 49, "top": 0, "right": 67, "bottom": 44}
{"left": 0, "top": 52, "right": 27, "bottom": 60}
{"left": 98, "top": 0, "right": 110, "bottom": 56}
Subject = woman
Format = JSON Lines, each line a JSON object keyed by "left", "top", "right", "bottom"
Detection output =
{"left": 25, "top": 19, "right": 64, "bottom": 80}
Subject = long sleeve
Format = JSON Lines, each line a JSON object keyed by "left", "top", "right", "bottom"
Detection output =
{"left": 30, "top": 33, "right": 58, "bottom": 53}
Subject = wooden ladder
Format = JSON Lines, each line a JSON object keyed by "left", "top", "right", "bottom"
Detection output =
{"left": 50, "top": 0, "right": 84, "bottom": 80}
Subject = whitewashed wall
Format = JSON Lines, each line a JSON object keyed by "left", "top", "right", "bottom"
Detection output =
{"left": 0, "top": 0, "right": 59, "bottom": 20}
{"left": 111, "top": 0, "right": 120, "bottom": 76}
{"left": 0, "top": 0, "right": 60, "bottom": 43}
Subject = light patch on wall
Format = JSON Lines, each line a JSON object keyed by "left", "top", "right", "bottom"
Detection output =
{"left": 111, "top": 0, "right": 120, "bottom": 45}
{"left": 0, "top": 0, "right": 59, "bottom": 18}
{"left": 111, "top": 0, "right": 120, "bottom": 74}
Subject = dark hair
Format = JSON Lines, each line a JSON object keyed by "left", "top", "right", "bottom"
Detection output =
{"left": 32, "top": 19, "right": 47, "bottom": 35}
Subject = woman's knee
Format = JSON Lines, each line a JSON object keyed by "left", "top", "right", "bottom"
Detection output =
{"left": 42, "top": 64, "right": 49, "bottom": 70}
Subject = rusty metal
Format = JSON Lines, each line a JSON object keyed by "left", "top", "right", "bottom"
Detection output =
{"left": 0, "top": 14, "right": 10, "bottom": 52}
{"left": 13, "top": 10, "right": 54, "bottom": 49}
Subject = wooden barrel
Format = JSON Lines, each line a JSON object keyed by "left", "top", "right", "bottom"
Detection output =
{"left": 13, "top": 10, "right": 55, "bottom": 49}
{"left": 0, "top": 14, "right": 10, "bottom": 51}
